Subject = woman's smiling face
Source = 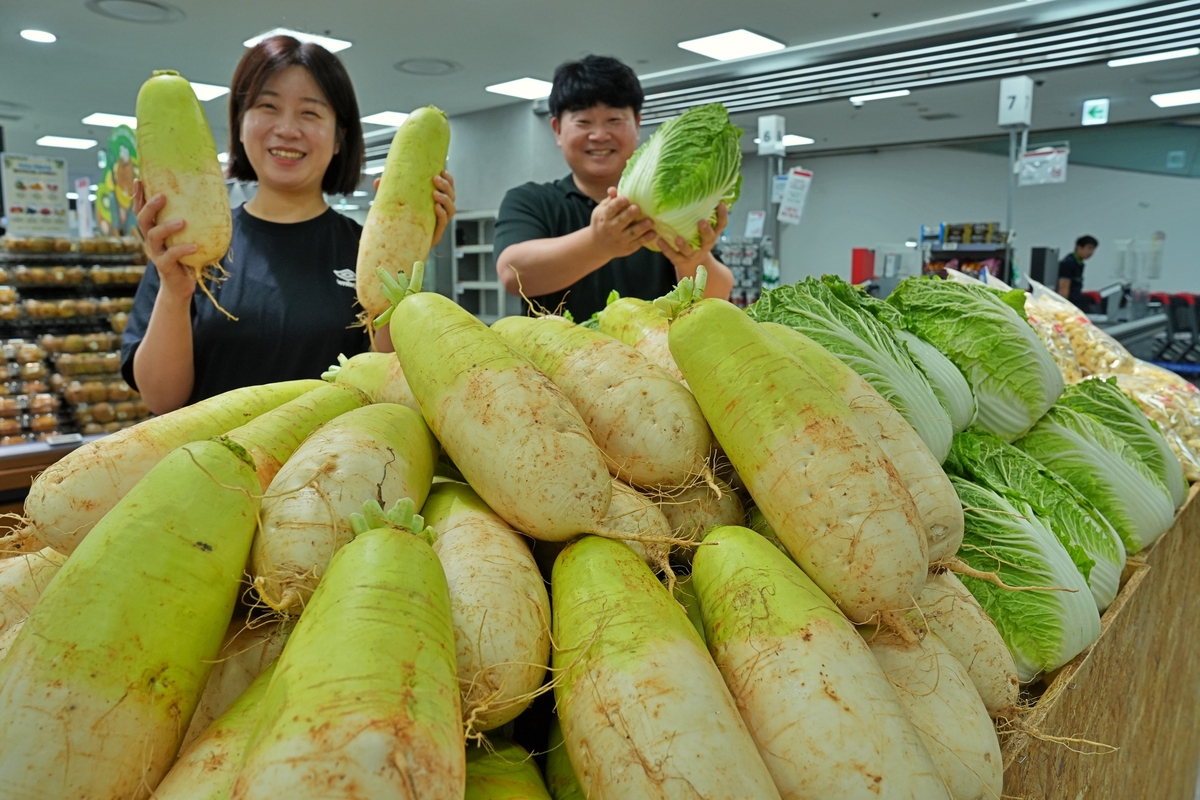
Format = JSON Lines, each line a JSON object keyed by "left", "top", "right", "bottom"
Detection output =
{"left": 240, "top": 64, "right": 340, "bottom": 195}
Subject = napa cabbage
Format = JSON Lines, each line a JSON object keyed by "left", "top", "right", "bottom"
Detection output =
{"left": 1016, "top": 406, "right": 1174, "bottom": 554}
{"left": 747, "top": 278, "right": 953, "bottom": 462}
{"left": 946, "top": 431, "right": 1126, "bottom": 611}
{"left": 618, "top": 104, "right": 742, "bottom": 251}
{"left": 887, "top": 277, "right": 1063, "bottom": 442}
{"left": 950, "top": 476, "right": 1101, "bottom": 682}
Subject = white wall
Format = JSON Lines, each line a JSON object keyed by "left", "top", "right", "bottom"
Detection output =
{"left": 777, "top": 146, "right": 1200, "bottom": 292}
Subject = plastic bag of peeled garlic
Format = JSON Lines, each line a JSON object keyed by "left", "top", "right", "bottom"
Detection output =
{"left": 1025, "top": 281, "right": 1136, "bottom": 378}
{"left": 1025, "top": 307, "right": 1084, "bottom": 384}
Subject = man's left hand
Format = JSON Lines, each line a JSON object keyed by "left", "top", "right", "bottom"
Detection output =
{"left": 655, "top": 202, "right": 729, "bottom": 272}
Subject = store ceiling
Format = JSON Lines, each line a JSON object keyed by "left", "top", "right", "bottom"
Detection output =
{"left": 0, "top": 0, "right": 1190, "bottom": 184}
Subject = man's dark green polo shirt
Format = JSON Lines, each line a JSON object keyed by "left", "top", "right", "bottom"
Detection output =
{"left": 494, "top": 174, "right": 677, "bottom": 321}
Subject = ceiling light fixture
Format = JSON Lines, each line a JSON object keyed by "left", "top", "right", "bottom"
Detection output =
{"left": 678, "top": 29, "right": 785, "bottom": 61}
{"left": 88, "top": 194, "right": 97, "bottom": 201}
{"left": 849, "top": 89, "right": 911, "bottom": 105}
{"left": 752, "top": 134, "right": 814, "bottom": 146}
{"left": 352, "top": 190, "right": 369, "bottom": 197}
{"left": 394, "top": 58, "right": 461, "bottom": 76}
{"left": 82, "top": 112, "right": 137, "bottom": 128}
{"left": 20, "top": 30, "right": 56, "bottom": 43}
{"left": 1108, "top": 47, "right": 1200, "bottom": 67}
{"left": 66, "top": 192, "right": 78, "bottom": 200}
{"left": 85, "top": 0, "right": 184, "bottom": 24}
{"left": 243, "top": 27, "right": 351, "bottom": 52}
{"left": 486, "top": 78, "right": 554, "bottom": 99}
{"left": 1151, "top": 87, "right": 1200, "bottom": 107}
{"left": 36, "top": 136, "right": 98, "bottom": 150}
{"left": 191, "top": 82, "right": 230, "bottom": 101}
{"left": 361, "top": 111, "right": 409, "bottom": 126}
{"left": 216, "top": 152, "right": 229, "bottom": 164}
{"left": 363, "top": 163, "right": 386, "bottom": 175}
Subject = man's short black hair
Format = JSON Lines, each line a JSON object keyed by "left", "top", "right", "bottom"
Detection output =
{"left": 1076, "top": 235, "right": 1099, "bottom": 249}
{"left": 549, "top": 55, "right": 643, "bottom": 118}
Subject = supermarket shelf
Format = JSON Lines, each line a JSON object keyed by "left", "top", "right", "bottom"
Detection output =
{"left": 925, "top": 243, "right": 1009, "bottom": 252}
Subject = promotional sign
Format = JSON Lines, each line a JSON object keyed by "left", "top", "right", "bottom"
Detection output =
{"left": 744, "top": 210, "right": 766, "bottom": 239}
{"left": 776, "top": 167, "right": 813, "bottom": 226}
{"left": 95, "top": 125, "right": 138, "bottom": 236}
{"left": 998, "top": 75, "right": 1034, "bottom": 127}
{"left": 1, "top": 153, "right": 70, "bottom": 236}
{"left": 757, "top": 115, "right": 786, "bottom": 157}
{"left": 1019, "top": 146, "right": 1069, "bottom": 186}
{"left": 770, "top": 173, "right": 788, "bottom": 203}
{"left": 75, "top": 177, "right": 94, "bottom": 238}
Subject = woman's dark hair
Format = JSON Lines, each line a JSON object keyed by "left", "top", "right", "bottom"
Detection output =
{"left": 1076, "top": 235, "right": 1099, "bottom": 249}
{"left": 226, "top": 35, "right": 364, "bottom": 196}
{"left": 549, "top": 55, "right": 643, "bottom": 118}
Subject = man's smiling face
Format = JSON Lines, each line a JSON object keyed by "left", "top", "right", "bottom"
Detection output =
{"left": 552, "top": 103, "right": 640, "bottom": 189}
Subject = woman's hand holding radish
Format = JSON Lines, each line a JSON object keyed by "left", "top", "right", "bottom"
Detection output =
{"left": 372, "top": 169, "right": 456, "bottom": 247}
{"left": 133, "top": 178, "right": 197, "bottom": 303}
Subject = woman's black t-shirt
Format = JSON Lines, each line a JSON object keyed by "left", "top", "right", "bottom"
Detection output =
{"left": 121, "top": 205, "right": 371, "bottom": 405}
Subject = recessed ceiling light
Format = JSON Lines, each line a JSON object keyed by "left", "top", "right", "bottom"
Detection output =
{"left": 66, "top": 192, "right": 78, "bottom": 200}
{"left": 191, "top": 82, "right": 229, "bottom": 101}
{"left": 394, "top": 58, "right": 461, "bottom": 76}
{"left": 363, "top": 163, "right": 386, "bottom": 175}
{"left": 361, "top": 111, "right": 409, "bottom": 126}
{"left": 216, "top": 152, "right": 229, "bottom": 164}
{"left": 20, "top": 30, "right": 56, "bottom": 44}
{"left": 85, "top": 0, "right": 184, "bottom": 24}
{"left": 82, "top": 112, "right": 137, "bottom": 128}
{"left": 1109, "top": 48, "right": 1200, "bottom": 68}
{"left": 352, "top": 190, "right": 369, "bottom": 197}
{"left": 36, "top": 135, "right": 98, "bottom": 150}
{"left": 678, "top": 29, "right": 785, "bottom": 61}
{"left": 335, "top": 204, "right": 360, "bottom": 211}
{"left": 486, "top": 78, "right": 553, "bottom": 99}
{"left": 244, "top": 27, "right": 351, "bottom": 53}
{"left": 849, "top": 89, "right": 911, "bottom": 104}
{"left": 1151, "top": 88, "right": 1200, "bottom": 108}
{"left": 89, "top": 184, "right": 98, "bottom": 190}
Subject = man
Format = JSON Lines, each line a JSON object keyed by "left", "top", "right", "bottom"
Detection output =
{"left": 1057, "top": 235, "right": 1097, "bottom": 307}
{"left": 494, "top": 55, "right": 733, "bottom": 321}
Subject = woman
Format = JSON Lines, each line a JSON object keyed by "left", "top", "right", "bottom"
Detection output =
{"left": 123, "top": 35, "right": 455, "bottom": 414}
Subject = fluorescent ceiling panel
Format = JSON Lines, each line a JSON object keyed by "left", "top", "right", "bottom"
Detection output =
{"left": 678, "top": 29, "right": 785, "bottom": 61}
{"left": 82, "top": 112, "right": 137, "bottom": 128}
{"left": 1151, "top": 88, "right": 1200, "bottom": 107}
{"left": 486, "top": 78, "right": 554, "bottom": 99}
{"left": 361, "top": 111, "right": 409, "bottom": 126}
{"left": 36, "top": 135, "right": 97, "bottom": 149}
{"left": 244, "top": 27, "right": 351, "bottom": 52}
{"left": 849, "top": 89, "right": 911, "bottom": 103}
{"left": 191, "top": 82, "right": 230, "bottom": 101}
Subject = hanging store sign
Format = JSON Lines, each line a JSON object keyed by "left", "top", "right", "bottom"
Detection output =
{"left": 1019, "top": 146, "right": 1069, "bottom": 186}
{"left": 776, "top": 167, "right": 813, "bottom": 226}
{"left": 744, "top": 210, "right": 766, "bottom": 239}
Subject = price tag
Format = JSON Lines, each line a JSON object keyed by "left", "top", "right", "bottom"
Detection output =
{"left": 776, "top": 168, "right": 813, "bottom": 226}
{"left": 770, "top": 174, "right": 788, "bottom": 204}
{"left": 744, "top": 210, "right": 766, "bottom": 239}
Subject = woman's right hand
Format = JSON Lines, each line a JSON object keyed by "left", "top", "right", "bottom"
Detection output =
{"left": 133, "top": 179, "right": 198, "bottom": 303}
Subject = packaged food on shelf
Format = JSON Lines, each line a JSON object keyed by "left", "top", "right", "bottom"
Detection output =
{"left": 21, "top": 380, "right": 49, "bottom": 395}
{"left": 0, "top": 287, "right": 17, "bottom": 304}
{"left": 0, "top": 305, "right": 20, "bottom": 321}
{"left": 0, "top": 398, "right": 21, "bottom": 418}
{"left": 20, "top": 362, "right": 48, "bottom": 381}
{"left": 110, "top": 312, "right": 129, "bottom": 334}
{"left": 0, "top": 418, "right": 21, "bottom": 437}
{"left": 1112, "top": 372, "right": 1200, "bottom": 481}
{"left": 0, "top": 434, "right": 28, "bottom": 446}
{"left": 29, "top": 394, "right": 59, "bottom": 415}
{"left": 1025, "top": 283, "right": 1136, "bottom": 378}
{"left": 54, "top": 353, "right": 122, "bottom": 376}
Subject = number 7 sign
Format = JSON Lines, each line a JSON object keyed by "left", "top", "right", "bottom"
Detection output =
{"left": 998, "top": 76, "right": 1034, "bottom": 128}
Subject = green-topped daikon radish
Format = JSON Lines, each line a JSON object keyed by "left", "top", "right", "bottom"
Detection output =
{"left": 865, "top": 627, "right": 1002, "bottom": 800}
{"left": 376, "top": 265, "right": 618, "bottom": 543}
{"left": 18, "top": 380, "right": 320, "bottom": 555}
{"left": 221, "top": 382, "right": 369, "bottom": 491}
{"left": 603, "top": 478, "right": 674, "bottom": 575}
{"left": 465, "top": 738, "right": 552, "bottom": 800}
{"left": 665, "top": 271, "right": 928, "bottom": 622}
{"left": 322, "top": 351, "right": 420, "bottom": 410}
{"left": 693, "top": 526, "right": 949, "bottom": 800}
{"left": 0, "top": 547, "right": 66, "bottom": 637}
{"left": 0, "top": 438, "right": 261, "bottom": 800}
{"left": 422, "top": 481, "right": 551, "bottom": 732}
{"left": 762, "top": 321, "right": 964, "bottom": 563}
{"left": 653, "top": 476, "right": 743, "bottom": 554}
{"left": 182, "top": 619, "right": 292, "bottom": 750}
{"left": 493, "top": 314, "right": 713, "bottom": 489}
{"left": 136, "top": 70, "right": 233, "bottom": 316}
{"left": 546, "top": 718, "right": 586, "bottom": 800}
{"left": 155, "top": 663, "right": 276, "bottom": 800}
{"left": 356, "top": 106, "right": 450, "bottom": 321}
{"left": 671, "top": 573, "right": 707, "bottom": 645}
{"left": 233, "top": 499, "right": 463, "bottom": 799}
{"left": 597, "top": 293, "right": 685, "bottom": 383}
{"left": 746, "top": 505, "right": 792, "bottom": 559}
{"left": 251, "top": 402, "right": 437, "bottom": 613}
{"left": 915, "top": 571, "right": 1019, "bottom": 719}
{"left": 552, "top": 535, "right": 780, "bottom": 799}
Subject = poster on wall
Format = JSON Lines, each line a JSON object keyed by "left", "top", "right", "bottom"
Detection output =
{"left": 95, "top": 125, "right": 139, "bottom": 236}
{"left": 1, "top": 153, "right": 70, "bottom": 236}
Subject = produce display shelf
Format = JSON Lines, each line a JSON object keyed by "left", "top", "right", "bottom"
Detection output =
{"left": 1002, "top": 483, "right": 1200, "bottom": 798}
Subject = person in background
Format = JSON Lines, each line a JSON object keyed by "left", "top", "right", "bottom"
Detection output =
{"left": 494, "top": 55, "right": 733, "bottom": 321}
{"left": 125, "top": 35, "right": 455, "bottom": 415}
{"left": 1057, "top": 234, "right": 1097, "bottom": 307}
